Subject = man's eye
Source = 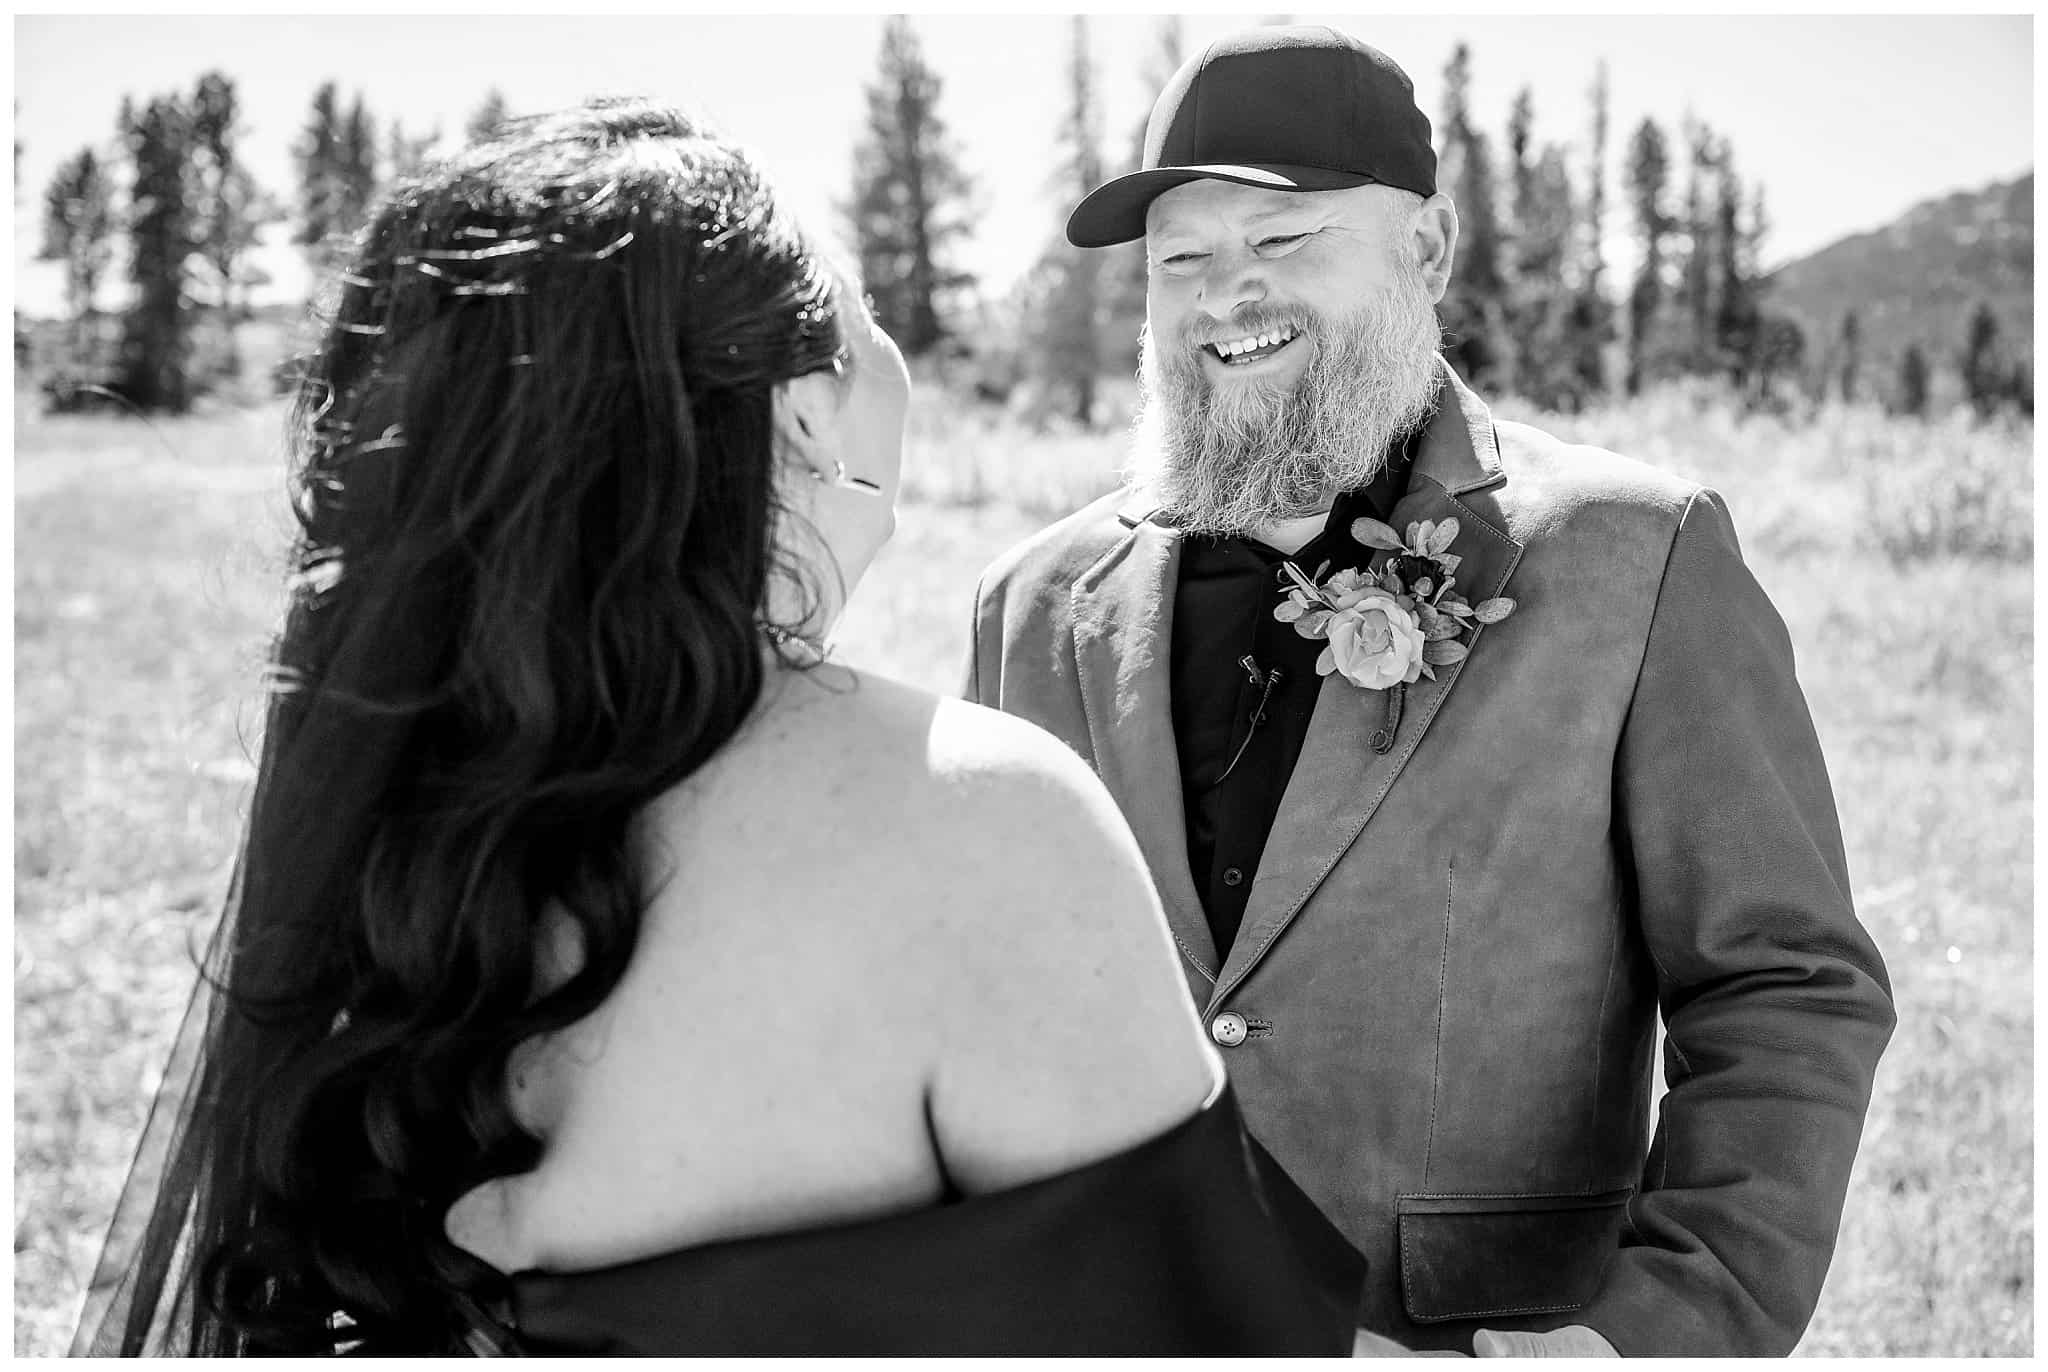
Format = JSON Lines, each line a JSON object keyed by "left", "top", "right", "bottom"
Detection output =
{"left": 1256, "top": 233, "right": 1309, "bottom": 250}
{"left": 1157, "top": 252, "right": 1208, "bottom": 270}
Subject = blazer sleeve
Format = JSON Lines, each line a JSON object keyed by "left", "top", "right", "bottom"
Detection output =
{"left": 962, "top": 567, "right": 1001, "bottom": 706}
{"left": 1580, "top": 487, "right": 1896, "bottom": 1355}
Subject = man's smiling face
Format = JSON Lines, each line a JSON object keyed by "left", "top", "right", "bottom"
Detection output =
{"left": 1144, "top": 179, "right": 1426, "bottom": 394}
{"left": 1126, "top": 177, "right": 1454, "bottom": 538}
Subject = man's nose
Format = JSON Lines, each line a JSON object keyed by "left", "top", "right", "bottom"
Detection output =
{"left": 1197, "top": 248, "right": 1266, "bottom": 319}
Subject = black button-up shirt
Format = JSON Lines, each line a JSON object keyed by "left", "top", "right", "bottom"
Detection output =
{"left": 1168, "top": 445, "right": 1416, "bottom": 958}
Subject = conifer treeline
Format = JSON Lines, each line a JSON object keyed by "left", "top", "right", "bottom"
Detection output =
{"left": 33, "top": 77, "right": 498, "bottom": 412}
{"left": 31, "top": 25, "right": 2027, "bottom": 422}
{"left": 842, "top": 18, "right": 2028, "bottom": 426}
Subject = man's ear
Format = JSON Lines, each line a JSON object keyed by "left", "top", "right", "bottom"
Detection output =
{"left": 1413, "top": 192, "right": 1459, "bottom": 304}
{"left": 771, "top": 370, "right": 842, "bottom": 465}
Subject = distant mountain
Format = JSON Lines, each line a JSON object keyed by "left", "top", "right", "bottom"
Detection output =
{"left": 1762, "top": 172, "right": 2031, "bottom": 386}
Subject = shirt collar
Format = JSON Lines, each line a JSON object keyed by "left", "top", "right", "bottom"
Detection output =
{"left": 1244, "top": 428, "right": 1420, "bottom": 561}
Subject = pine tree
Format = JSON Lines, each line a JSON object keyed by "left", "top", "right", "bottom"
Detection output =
{"left": 1103, "top": 15, "right": 1185, "bottom": 375}
{"left": 1435, "top": 44, "right": 1507, "bottom": 387}
{"left": 1894, "top": 343, "right": 1930, "bottom": 418}
{"left": 1959, "top": 302, "right": 2006, "bottom": 418}
{"left": 338, "top": 94, "right": 379, "bottom": 234}
{"left": 467, "top": 88, "right": 511, "bottom": 145}
{"left": 1673, "top": 116, "right": 1717, "bottom": 373}
{"left": 1621, "top": 117, "right": 1671, "bottom": 395}
{"left": 1751, "top": 312, "right": 1808, "bottom": 414}
{"left": 1837, "top": 309, "right": 1863, "bottom": 403}
{"left": 1500, "top": 86, "right": 1535, "bottom": 393}
{"left": 1565, "top": 60, "right": 1614, "bottom": 401}
{"left": 1038, "top": 16, "right": 1105, "bottom": 425}
{"left": 189, "top": 72, "right": 280, "bottom": 375}
{"left": 1517, "top": 147, "right": 1580, "bottom": 409}
{"left": 116, "top": 93, "right": 197, "bottom": 412}
{"left": 1499, "top": 89, "right": 1580, "bottom": 408}
{"left": 296, "top": 85, "right": 379, "bottom": 291}
{"left": 1711, "top": 147, "right": 1759, "bottom": 392}
{"left": 846, "top": 16, "right": 977, "bottom": 356}
{"left": 39, "top": 146, "right": 115, "bottom": 347}
{"left": 295, "top": 82, "right": 347, "bottom": 281}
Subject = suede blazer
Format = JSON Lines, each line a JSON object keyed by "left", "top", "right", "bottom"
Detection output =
{"left": 964, "top": 362, "right": 1895, "bottom": 1355}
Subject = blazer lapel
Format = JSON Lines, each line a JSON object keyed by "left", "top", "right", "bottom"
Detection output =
{"left": 1071, "top": 496, "right": 1219, "bottom": 985}
{"left": 1209, "top": 362, "right": 1526, "bottom": 1009}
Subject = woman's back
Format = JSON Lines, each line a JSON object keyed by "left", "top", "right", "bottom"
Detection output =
{"left": 75, "top": 102, "right": 1360, "bottom": 1358}
{"left": 446, "top": 663, "right": 1223, "bottom": 1277}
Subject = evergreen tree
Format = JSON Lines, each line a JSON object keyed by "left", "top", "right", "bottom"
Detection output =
{"left": 189, "top": 72, "right": 279, "bottom": 374}
{"left": 1750, "top": 311, "right": 1807, "bottom": 414}
{"left": 846, "top": 16, "right": 976, "bottom": 356}
{"left": 1499, "top": 89, "right": 1580, "bottom": 408}
{"left": 39, "top": 146, "right": 115, "bottom": 345}
{"left": 1515, "top": 146, "right": 1580, "bottom": 409}
{"left": 1837, "top": 308, "right": 1863, "bottom": 403}
{"left": 1959, "top": 302, "right": 2006, "bottom": 417}
{"left": 1500, "top": 86, "right": 1535, "bottom": 393}
{"left": 1102, "top": 15, "right": 1186, "bottom": 375}
{"left": 1564, "top": 60, "right": 1614, "bottom": 401}
{"left": 1711, "top": 147, "right": 1760, "bottom": 391}
{"left": 295, "top": 82, "right": 347, "bottom": 280}
{"left": 338, "top": 94, "right": 379, "bottom": 233}
{"left": 296, "top": 85, "right": 378, "bottom": 290}
{"left": 1435, "top": 43, "right": 1507, "bottom": 386}
{"left": 1037, "top": 16, "right": 1105, "bottom": 425}
{"left": 1621, "top": 117, "right": 1671, "bottom": 395}
{"left": 1102, "top": 16, "right": 1186, "bottom": 376}
{"left": 1894, "top": 343, "right": 1930, "bottom": 418}
{"left": 1673, "top": 116, "right": 1717, "bottom": 373}
{"left": 116, "top": 93, "right": 197, "bottom": 412}
{"left": 467, "top": 88, "right": 512, "bottom": 145}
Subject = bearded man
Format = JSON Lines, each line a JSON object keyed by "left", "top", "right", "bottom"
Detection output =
{"left": 965, "top": 25, "right": 1894, "bottom": 1358}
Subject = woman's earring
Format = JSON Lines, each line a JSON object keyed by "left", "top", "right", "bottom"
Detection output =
{"left": 811, "top": 457, "right": 882, "bottom": 494}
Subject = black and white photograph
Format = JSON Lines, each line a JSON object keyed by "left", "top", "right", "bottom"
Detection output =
{"left": 11, "top": 8, "right": 2032, "bottom": 1357}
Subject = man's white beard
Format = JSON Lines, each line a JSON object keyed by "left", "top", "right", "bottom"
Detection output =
{"left": 1127, "top": 254, "right": 1446, "bottom": 539}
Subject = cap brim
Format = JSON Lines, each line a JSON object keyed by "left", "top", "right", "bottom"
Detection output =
{"left": 1065, "top": 164, "right": 1378, "bottom": 248}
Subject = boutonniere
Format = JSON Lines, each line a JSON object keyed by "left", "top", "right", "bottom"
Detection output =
{"left": 1273, "top": 515, "right": 1516, "bottom": 749}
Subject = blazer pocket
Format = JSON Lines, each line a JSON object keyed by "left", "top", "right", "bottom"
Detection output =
{"left": 1396, "top": 1189, "right": 1632, "bottom": 1324}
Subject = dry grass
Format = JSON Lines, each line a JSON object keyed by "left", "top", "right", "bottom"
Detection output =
{"left": 12, "top": 381, "right": 2031, "bottom": 1355}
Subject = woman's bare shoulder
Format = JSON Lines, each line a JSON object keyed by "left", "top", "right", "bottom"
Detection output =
{"left": 764, "top": 670, "right": 1224, "bottom": 1192}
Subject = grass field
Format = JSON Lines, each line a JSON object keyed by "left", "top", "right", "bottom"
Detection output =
{"left": 13, "top": 378, "right": 2033, "bottom": 1355}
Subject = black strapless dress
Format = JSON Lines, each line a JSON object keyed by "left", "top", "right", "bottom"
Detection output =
{"left": 488, "top": 1084, "right": 1364, "bottom": 1355}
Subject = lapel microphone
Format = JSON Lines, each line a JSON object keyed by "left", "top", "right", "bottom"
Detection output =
{"left": 1216, "top": 656, "right": 1285, "bottom": 787}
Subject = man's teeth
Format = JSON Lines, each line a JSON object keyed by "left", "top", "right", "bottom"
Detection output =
{"left": 1210, "top": 326, "right": 1297, "bottom": 359}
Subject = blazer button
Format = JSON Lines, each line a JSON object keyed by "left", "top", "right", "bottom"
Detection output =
{"left": 1211, "top": 1011, "right": 1248, "bottom": 1047}
{"left": 1222, "top": 867, "right": 1245, "bottom": 887}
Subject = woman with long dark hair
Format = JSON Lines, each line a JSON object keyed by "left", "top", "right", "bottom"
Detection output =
{"left": 72, "top": 99, "right": 1360, "bottom": 1356}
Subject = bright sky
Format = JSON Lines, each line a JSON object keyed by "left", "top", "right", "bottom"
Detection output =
{"left": 10, "top": 11, "right": 2035, "bottom": 318}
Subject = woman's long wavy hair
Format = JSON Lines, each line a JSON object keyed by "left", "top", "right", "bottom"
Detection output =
{"left": 78, "top": 99, "right": 847, "bottom": 1355}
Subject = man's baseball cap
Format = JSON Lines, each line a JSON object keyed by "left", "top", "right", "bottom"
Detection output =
{"left": 1065, "top": 25, "right": 1436, "bottom": 249}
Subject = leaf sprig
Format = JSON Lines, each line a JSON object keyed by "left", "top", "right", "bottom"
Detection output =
{"left": 1273, "top": 514, "right": 1517, "bottom": 681}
